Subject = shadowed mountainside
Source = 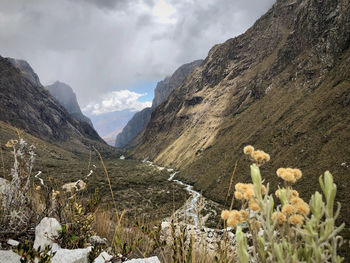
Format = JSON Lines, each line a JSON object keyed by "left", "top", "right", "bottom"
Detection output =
{"left": 0, "top": 56, "right": 108, "bottom": 153}
{"left": 46, "top": 81, "right": 93, "bottom": 127}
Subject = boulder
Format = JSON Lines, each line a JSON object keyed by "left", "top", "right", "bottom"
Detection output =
{"left": 7, "top": 239, "right": 19, "bottom": 247}
{"left": 34, "top": 217, "right": 61, "bottom": 250}
{"left": 89, "top": 235, "right": 107, "bottom": 246}
{"left": 124, "top": 257, "right": 160, "bottom": 263}
{"left": 0, "top": 250, "right": 21, "bottom": 263}
{"left": 93, "top": 251, "right": 113, "bottom": 263}
{"left": 51, "top": 247, "right": 92, "bottom": 263}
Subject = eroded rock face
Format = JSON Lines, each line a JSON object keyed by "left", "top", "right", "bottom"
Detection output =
{"left": 34, "top": 217, "right": 61, "bottom": 250}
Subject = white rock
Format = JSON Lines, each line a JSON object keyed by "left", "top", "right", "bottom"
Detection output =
{"left": 93, "top": 251, "right": 113, "bottom": 263}
{"left": 7, "top": 239, "right": 19, "bottom": 247}
{"left": 51, "top": 247, "right": 92, "bottom": 263}
{"left": 34, "top": 217, "right": 61, "bottom": 250}
{"left": 0, "top": 250, "right": 21, "bottom": 263}
{"left": 124, "top": 256, "right": 160, "bottom": 263}
{"left": 89, "top": 235, "right": 107, "bottom": 246}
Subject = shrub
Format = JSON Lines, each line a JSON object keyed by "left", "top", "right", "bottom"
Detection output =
{"left": 222, "top": 145, "right": 345, "bottom": 262}
{"left": 0, "top": 138, "right": 37, "bottom": 232}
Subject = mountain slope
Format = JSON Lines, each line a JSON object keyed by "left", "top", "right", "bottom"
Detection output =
{"left": 132, "top": 0, "right": 350, "bottom": 224}
{"left": 0, "top": 56, "right": 107, "bottom": 152}
{"left": 115, "top": 59, "right": 203, "bottom": 148}
{"left": 46, "top": 81, "right": 94, "bottom": 127}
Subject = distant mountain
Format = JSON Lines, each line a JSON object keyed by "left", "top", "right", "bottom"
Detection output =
{"left": 88, "top": 110, "right": 135, "bottom": 146}
{"left": 132, "top": 0, "right": 350, "bottom": 225}
{"left": 115, "top": 59, "right": 203, "bottom": 148}
{"left": 46, "top": 81, "right": 93, "bottom": 127}
{"left": 0, "top": 56, "right": 106, "bottom": 150}
{"left": 152, "top": 60, "right": 203, "bottom": 108}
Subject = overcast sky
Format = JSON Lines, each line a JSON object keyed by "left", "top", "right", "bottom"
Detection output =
{"left": 0, "top": 0, "right": 274, "bottom": 115}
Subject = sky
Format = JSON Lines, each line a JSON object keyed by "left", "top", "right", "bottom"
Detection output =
{"left": 0, "top": 0, "right": 274, "bottom": 116}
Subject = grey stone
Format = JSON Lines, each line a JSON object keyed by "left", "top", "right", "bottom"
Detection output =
{"left": 7, "top": 239, "right": 19, "bottom": 247}
{"left": 51, "top": 247, "right": 92, "bottom": 263}
{"left": 124, "top": 256, "right": 160, "bottom": 263}
{"left": 89, "top": 235, "right": 107, "bottom": 246}
{"left": 93, "top": 251, "right": 113, "bottom": 263}
{"left": 34, "top": 217, "right": 61, "bottom": 250}
{"left": 0, "top": 250, "right": 21, "bottom": 263}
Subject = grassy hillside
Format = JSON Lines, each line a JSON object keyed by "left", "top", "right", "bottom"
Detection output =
{"left": 0, "top": 120, "right": 188, "bottom": 221}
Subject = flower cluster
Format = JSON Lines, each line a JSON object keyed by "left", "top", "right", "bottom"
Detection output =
{"left": 243, "top": 145, "right": 270, "bottom": 166}
{"left": 273, "top": 189, "right": 310, "bottom": 226}
{"left": 222, "top": 146, "right": 345, "bottom": 262}
{"left": 221, "top": 209, "right": 249, "bottom": 227}
{"left": 276, "top": 168, "right": 302, "bottom": 183}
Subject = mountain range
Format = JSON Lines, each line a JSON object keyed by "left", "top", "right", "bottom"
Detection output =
{"left": 0, "top": 56, "right": 107, "bottom": 152}
{"left": 131, "top": 0, "right": 350, "bottom": 225}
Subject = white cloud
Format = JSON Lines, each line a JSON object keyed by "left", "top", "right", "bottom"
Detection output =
{"left": 83, "top": 90, "right": 152, "bottom": 115}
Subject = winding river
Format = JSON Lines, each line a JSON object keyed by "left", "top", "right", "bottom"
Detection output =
{"left": 143, "top": 160, "right": 201, "bottom": 226}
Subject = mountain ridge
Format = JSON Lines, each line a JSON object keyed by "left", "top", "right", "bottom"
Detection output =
{"left": 0, "top": 56, "right": 107, "bottom": 152}
{"left": 131, "top": 0, "right": 350, "bottom": 225}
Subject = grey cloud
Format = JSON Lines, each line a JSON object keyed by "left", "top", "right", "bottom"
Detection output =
{"left": 0, "top": 0, "right": 274, "bottom": 107}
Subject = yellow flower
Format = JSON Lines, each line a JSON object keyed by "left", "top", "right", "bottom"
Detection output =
{"left": 227, "top": 217, "right": 240, "bottom": 227}
{"left": 243, "top": 145, "right": 254, "bottom": 155}
{"left": 276, "top": 168, "right": 286, "bottom": 177}
{"left": 288, "top": 214, "right": 304, "bottom": 226}
{"left": 261, "top": 185, "right": 267, "bottom": 195}
{"left": 243, "top": 188, "right": 255, "bottom": 200}
{"left": 35, "top": 185, "right": 41, "bottom": 191}
{"left": 293, "top": 169, "right": 302, "bottom": 180}
{"left": 221, "top": 210, "right": 230, "bottom": 220}
{"left": 294, "top": 201, "right": 310, "bottom": 215}
{"left": 281, "top": 171, "right": 296, "bottom": 183}
{"left": 239, "top": 210, "right": 249, "bottom": 221}
{"left": 272, "top": 212, "right": 286, "bottom": 224}
{"left": 249, "top": 200, "right": 260, "bottom": 212}
{"left": 282, "top": 204, "right": 296, "bottom": 216}
{"left": 229, "top": 210, "right": 242, "bottom": 220}
{"left": 234, "top": 191, "right": 243, "bottom": 200}
{"left": 290, "top": 196, "right": 304, "bottom": 205}
{"left": 291, "top": 190, "right": 299, "bottom": 197}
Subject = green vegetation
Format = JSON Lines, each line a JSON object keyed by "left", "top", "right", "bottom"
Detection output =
{"left": 222, "top": 146, "right": 346, "bottom": 262}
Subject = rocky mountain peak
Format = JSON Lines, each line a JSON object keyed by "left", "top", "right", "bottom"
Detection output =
{"left": 152, "top": 59, "right": 203, "bottom": 108}
{"left": 0, "top": 56, "right": 104, "bottom": 148}
{"left": 46, "top": 81, "right": 93, "bottom": 127}
{"left": 115, "top": 59, "right": 203, "bottom": 148}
